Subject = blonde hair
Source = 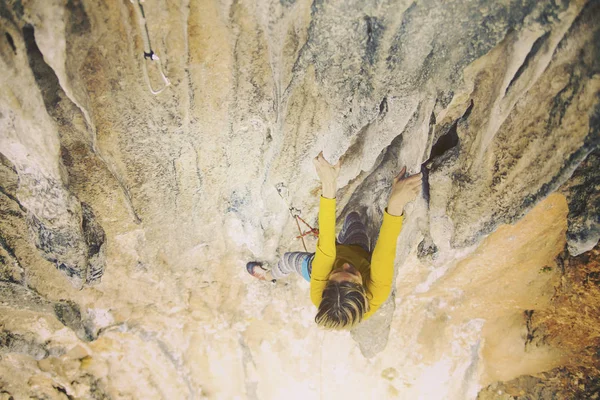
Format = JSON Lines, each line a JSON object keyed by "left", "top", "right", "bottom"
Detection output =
{"left": 315, "top": 281, "right": 370, "bottom": 329}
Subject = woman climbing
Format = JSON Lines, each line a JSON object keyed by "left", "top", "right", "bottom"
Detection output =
{"left": 247, "top": 152, "right": 422, "bottom": 329}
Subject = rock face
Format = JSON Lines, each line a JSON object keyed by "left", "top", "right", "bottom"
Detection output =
{"left": 0, "top": 0, "right": 598, "bottom": 398}
{"left": 478, "top": 244, "right": 600, "bottom": 399}
{"left": 561, "top": 149, "right": 600, "bottom": 256}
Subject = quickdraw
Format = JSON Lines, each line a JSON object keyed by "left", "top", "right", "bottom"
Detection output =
{"left": 275, "top": 184, "right": 319, "bottom": 252}
{"left": 130, "top": 0, "right": 171, "bottom": 95}
{"left": 295, "top": 215, "right": 319, "bottom": 240}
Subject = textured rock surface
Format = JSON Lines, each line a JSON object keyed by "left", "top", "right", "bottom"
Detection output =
{"left": 477, "top": 242, "right": 600, "bottom": 399}
{"left": 560, "top": 149, "right": 600, "bottom": 256}
{"left": 0, "top": 0, "right": 599, "bottom": 398}
{"left": 477, "top": 366, "right": 600, "bottom": 400}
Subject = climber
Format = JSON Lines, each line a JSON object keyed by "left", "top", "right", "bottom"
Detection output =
{"left": 247, "top": 152, "right": 422, "bottom": 329}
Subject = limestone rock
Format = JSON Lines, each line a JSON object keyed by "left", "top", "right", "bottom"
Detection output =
{"left": 560, "top": 149, "right": 600, "bottom": 256}
{"left": 0, "top": 0, "right": 599, "bottom": 398}
{"left": 477, "top": 366, "right": 600, "bottom": 400}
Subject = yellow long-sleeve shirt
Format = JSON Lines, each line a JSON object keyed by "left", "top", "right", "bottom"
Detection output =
{"left": 310, "top": 197, "right": 404, "bottom": 320}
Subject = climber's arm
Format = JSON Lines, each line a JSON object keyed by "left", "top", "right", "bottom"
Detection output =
{"left": 364, "top": 167, "right": 422, "bottom": 318}
{"left": 364, "top": 211, "right": 403, "bottom": 318}
{"left": 310, "top": 152, "right": 340, "bottom": 307}
{"left": 310, "top": 197, "right": 336, "bottom": 306}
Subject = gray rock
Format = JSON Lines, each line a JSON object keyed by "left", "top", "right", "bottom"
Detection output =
{"left": 54, "top": 300, "right": 95, "bottom": 342}
{"left": 561, "top": 149, "right": 600, "bottom": 256}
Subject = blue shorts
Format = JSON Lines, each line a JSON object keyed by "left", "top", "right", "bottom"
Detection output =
{"left": 300, "top": 254, "right": 314, "bottom": 282}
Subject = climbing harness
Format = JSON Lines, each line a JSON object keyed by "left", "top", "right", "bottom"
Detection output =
{"left": 130, "top": 0, "right": 171, "bottom": 95}
{"left": 275, "top": 184, "right": 319, "bottom": 252}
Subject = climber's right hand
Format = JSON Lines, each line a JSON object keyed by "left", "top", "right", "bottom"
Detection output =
{"left": 313, "top": 151, "right": 340, "bottom": 198}
{"left": 386, "top": 167, "right": 422, "bottom": 216}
